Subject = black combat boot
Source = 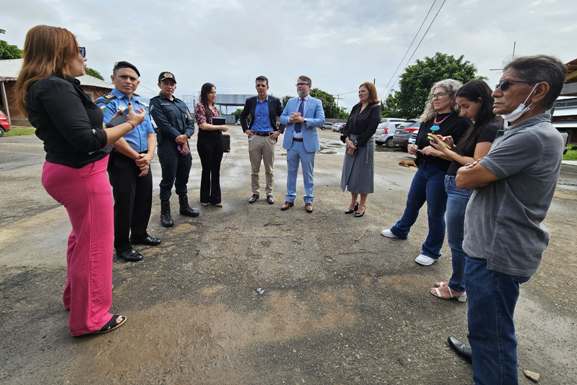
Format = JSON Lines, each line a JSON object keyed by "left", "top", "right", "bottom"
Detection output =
{"left": 179, "top": 194, "right": 200, "bottom": 217}
{"left": 160, "top": 200, "right": 174, "bottom": 227}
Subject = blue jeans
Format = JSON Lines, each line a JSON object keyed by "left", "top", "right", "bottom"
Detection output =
{"left": 391, "top": 162, "right": 447, "bottom": 259}
{"left": 445, "top": 175, "right": 472, "bottom": 292}
{"left": 285, "top": 141, "right": 315, "bottom": 204}
{"left": 465, "top": 257, "right": 529, "bottom": 385}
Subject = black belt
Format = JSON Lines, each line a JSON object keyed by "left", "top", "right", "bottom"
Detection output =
{"left": 293, "top": 137, "right": 303, "bottom": 142}
{"left": 253, "top": 131, "right": 273, "bottom": 136}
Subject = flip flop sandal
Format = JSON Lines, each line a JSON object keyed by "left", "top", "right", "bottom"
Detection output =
{"left": 433, "top": 281, "right": 448, "bottom": 288}
{"left": 95, "top": 314, "right": 127, "bottom": 335}
{"left": 430, "top": 286, "right": 467, "bottom": 303}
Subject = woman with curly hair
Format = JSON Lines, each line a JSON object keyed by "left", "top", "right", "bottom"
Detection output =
{"left": 381, "top": 79, "right": 470, "bottom": 266}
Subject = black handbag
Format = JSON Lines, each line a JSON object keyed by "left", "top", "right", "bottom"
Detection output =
{"left": 222, "top": 134, "right": 230, "bottom": 153}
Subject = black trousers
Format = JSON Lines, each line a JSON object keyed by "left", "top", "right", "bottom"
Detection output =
{"left": 196, "top": 133, "right": 224, "bottom": 204}
{"left": 158, "top": 142, "right": 192, "bottom": 201}
{"left": 108, "top": 151, "right": 152, "bottom": 252}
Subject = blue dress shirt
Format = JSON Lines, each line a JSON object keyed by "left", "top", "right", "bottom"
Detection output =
{"left": 96, "top": 88, "right": 155, "bottom": 152}
{"left": 252, "top": 97, "right": 273, "bottom": 133}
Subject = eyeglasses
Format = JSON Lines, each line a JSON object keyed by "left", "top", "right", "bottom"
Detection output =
{"left": 296, "top": 82, "right": 310, "bottom": 86}
{"left": 431, "top": 92, "right": 448, "bottom": 99}
{"left": 495, "top": 79, "right": 533, "bottom": 91}
{"left": 79, "top": 46, "right": 86, "bottom": 58}
{"left": 256, "top": 84, "right": 268, "bottom": 88}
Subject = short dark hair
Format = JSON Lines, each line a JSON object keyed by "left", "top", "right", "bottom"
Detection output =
{"left": 504, "top": 55, "right": 566, "bottom": 110}
{"left": 113, "top": 61, "right": 140, "bottom": 77}
{"left": 255, "top": 75, "right": 268, "bottom": 86}
{"left": 298, "top": 75, "right": 312, "bottom": 86}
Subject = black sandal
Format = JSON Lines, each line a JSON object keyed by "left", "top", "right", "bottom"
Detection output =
{"left": 345, "top": 202, "right": 358, "bottom": 214}
{"left": 354, "top": 205, "right": 366, "bottom": 217}
{"left": 92, "top": 314, "right": 127, "bottom": 335}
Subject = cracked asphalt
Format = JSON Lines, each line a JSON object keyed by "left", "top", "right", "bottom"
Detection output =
{"left": 1, "top": 130, "right": 576, "bottom": 385}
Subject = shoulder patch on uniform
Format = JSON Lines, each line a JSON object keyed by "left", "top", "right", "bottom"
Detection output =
{"left": 96, "top": 93, "right": 117, "bottom": 108}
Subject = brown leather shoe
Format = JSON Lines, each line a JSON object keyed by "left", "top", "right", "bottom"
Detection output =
{"left": 305, "top": 203, "right": 313, "bottom": 213}
{"left": 280, "top": 201, "right": 294, "bottom": 211}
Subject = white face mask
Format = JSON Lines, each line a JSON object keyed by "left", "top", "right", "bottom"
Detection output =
{"left": 501, "top": 84, "right": 538, "bottom": 123}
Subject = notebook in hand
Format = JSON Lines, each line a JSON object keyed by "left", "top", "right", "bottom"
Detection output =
{"left": 212, "top": 117, "right": 226, "bottom": 125}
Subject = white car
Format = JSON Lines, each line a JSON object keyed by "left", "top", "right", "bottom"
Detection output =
{"left": 374, "top": 119, "right": 413, "bottom": 147}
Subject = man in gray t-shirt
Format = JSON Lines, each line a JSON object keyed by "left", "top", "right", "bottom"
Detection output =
{"left": 454, "top": 55, "right": 565, "bottom": 385}
{"left": 463, "top": 113, "right": 563, "bottom": 277}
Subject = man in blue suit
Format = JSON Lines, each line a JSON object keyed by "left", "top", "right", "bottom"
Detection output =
{"left": 280, "top": 75, "right": 325, "bottom": 213}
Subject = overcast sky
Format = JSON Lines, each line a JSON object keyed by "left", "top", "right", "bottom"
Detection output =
{"left": 2, "top": 0, "right": 576, "bottom": 109}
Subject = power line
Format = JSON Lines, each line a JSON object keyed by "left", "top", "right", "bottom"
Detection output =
{"left": 382, "top": 0, "right": 438, "bottom": 96}
{"left": 404, "top": 0, "right": 447, "bottom": 68}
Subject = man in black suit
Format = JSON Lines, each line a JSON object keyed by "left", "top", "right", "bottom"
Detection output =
{"left": 240, "top": 76, "right": 283, "bottom": 204}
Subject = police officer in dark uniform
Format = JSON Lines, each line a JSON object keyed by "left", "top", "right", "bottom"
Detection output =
{"left": 149, "top": 71, "right": 199, "bottom": 227}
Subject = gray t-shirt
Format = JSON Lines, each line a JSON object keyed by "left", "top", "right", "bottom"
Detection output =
{"left": 463, "top": 113, "right": 563, "bottom": 277}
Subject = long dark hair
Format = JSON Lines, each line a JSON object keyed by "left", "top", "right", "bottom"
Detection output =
{"left": 200, "top": 82, "right": 215, "bottom": 108}
{"left": 455, "top": 80, "right": 496, "bottom": 150}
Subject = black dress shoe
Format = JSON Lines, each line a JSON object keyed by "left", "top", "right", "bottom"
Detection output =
{"left": 266, "top": 195, "right": 274, "bottom": 205}
{"left": 116, "top": 249, "right": 144, "bottom": 262}
{"left": 130, "top": 235, "right": 161, "bottom": 246}
{"left": 447, "top": 336, "right": 472, "bottom": 364}
{"left": 248, "top": 194, "right": 259, "bottom": 204}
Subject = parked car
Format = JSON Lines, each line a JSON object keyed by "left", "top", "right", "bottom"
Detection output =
{"left": 393, "top": 121, "right": 421, "bottom": 151}
{"left": 0, "top": 110, "right": 10, "bottom": 137}
{"left": 332, "top": 122, "right": 345, "bottom": 133}
{"left": 561, "top": 132, "right": 568, "bottom": 154}
{"left": 322, "top": 122, "right": 334, "bottom": 130}
{"left": 375, "top": 121, "right": 405, "bottom": 147}
{"left": 380, "top": 117, "right": 408, "bottom": 125}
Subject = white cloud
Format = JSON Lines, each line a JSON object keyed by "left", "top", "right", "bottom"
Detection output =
{"left": 2, "top": 0, "right": 576, "bottom": 109}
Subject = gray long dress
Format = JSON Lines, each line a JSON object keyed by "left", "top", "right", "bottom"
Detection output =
{"left": 340, "top": 103, "right": 380, "bottom": 194}
{"left": 340, "top": 134, "right": 374, "bottom": 193}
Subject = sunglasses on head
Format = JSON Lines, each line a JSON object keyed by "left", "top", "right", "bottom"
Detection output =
{"left": 495, "top": 79, "right": 533, "bottom": 91}
{"left": 79, "top": 46, "right": 86, "bottom": 58}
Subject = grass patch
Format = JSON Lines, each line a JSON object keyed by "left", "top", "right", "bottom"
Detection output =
{"left": 564, "top": 147, "right": 577, "bottom": 161}
{"left": 3, "top": 126, "right": 35, "bottom": 137}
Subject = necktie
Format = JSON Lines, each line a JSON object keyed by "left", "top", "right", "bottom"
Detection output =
{"left": 295, "top": 98, "right": 305, "bottom": 133}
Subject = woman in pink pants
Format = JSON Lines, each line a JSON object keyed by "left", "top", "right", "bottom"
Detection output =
{"left": 15, "top": 25, "right": 145, "bottom": 336}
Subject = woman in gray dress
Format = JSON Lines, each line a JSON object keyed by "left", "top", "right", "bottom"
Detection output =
{"left": 340, "top": 82, "right": 381, "bottom": 217}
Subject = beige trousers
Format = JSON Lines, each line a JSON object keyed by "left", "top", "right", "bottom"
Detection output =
{"left": 248, "top": 134, "right": 276, "bottom": 195}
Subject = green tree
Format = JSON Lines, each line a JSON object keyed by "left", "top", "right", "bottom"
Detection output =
{"left": 0, "top": 40, "right": 22, "bottom": 59}
{"left": 310, "top": 88, "right": 348, "bottom": 119}
{"left": 282, "top": 90, "right": 348, "bottom": 119}
{"left": 381, "top": 93, "right": 401, "bottom": 117}
{"left": 86, "top": 67, "right": 104, "bottom": 80}
{"left": 85, "top": 67, "right": 104, "bottom": 80}
{"left": 385, "top": 52, "right": 480, "bottom": 119}
{"left": 233, "top": 107, "right": 243, "bottom": 123}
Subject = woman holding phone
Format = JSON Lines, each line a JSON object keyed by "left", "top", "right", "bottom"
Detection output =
{"left": 427, "top": 80, "right": 501, "bottom": 301}
{"left": 380, "top": 79, "right": 469, "bottom": 266}
{"left": 16, "top": 25, "right": 145, "bottom": 336}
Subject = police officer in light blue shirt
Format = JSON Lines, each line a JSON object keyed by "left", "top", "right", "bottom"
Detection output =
{"left": 95, "top": 61, "right": 160, "bottom": 262}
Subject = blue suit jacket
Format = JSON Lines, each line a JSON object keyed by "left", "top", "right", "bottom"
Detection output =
{"left": 280, "top": 96, "right": 325, "bottom": 152}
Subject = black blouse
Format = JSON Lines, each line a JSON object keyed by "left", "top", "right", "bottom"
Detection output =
{"left": 340, "top": 103, "right": 381, "bottom": 146}
{"left": 26, "top": 75, "right": 108, "bottom": 168}
{"left": 415, "top": 112, "right": 470, "bottom": 171}
{"left": 446, "top": 117, "right": 502, "bottom": 176}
